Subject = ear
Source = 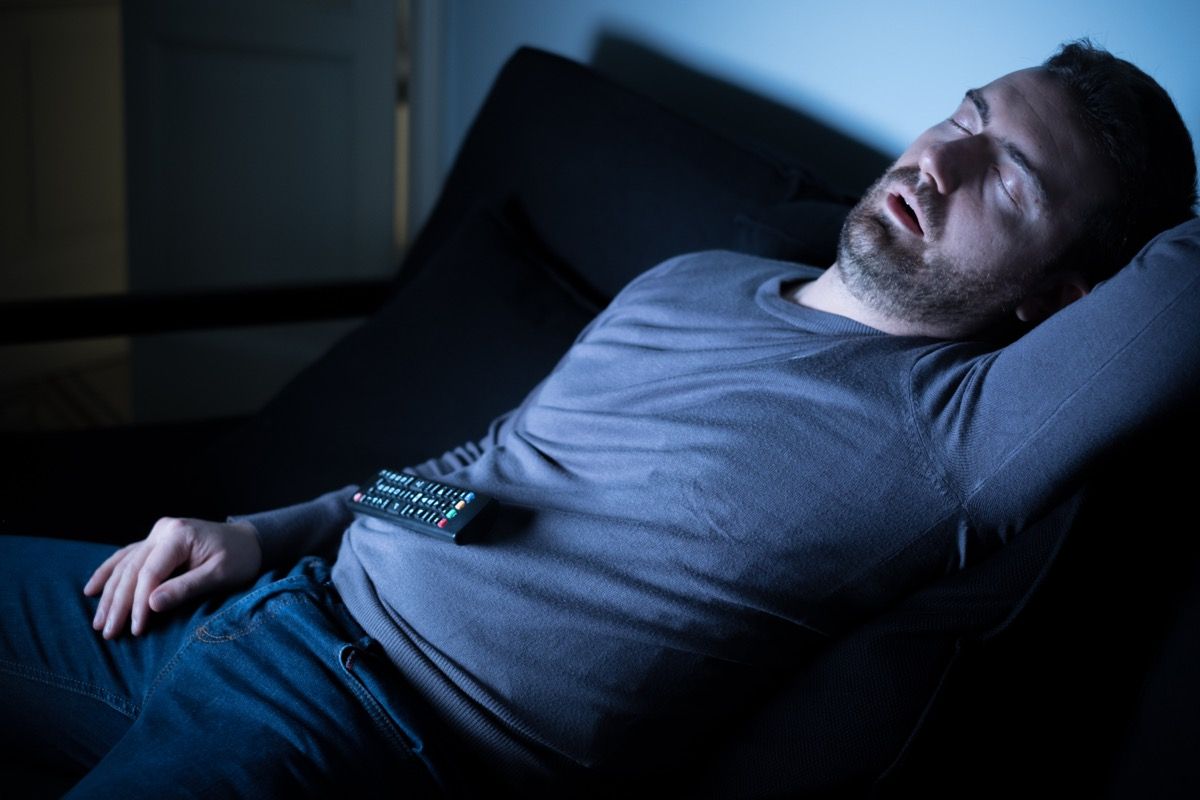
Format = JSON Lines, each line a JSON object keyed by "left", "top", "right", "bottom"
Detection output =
{"left": 1014, "top": 272, "right": 1091, "bottom": 324}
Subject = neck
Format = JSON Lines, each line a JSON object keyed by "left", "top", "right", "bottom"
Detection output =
{"left": 789, "top": 263, "right": 950, "bottom": 338}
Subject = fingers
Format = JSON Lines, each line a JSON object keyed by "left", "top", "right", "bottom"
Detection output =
{"left": 90, "top": 544, "right": 135, "bottom": 633}
{"left": 89, "top": 517, "right": 193, "bottom": 639}
{"left": 149, "top": 560, "right": 219, "bottom": 615}
{"left": 96, "top": 548, "right": 141, "bottom": 639}
{"left": 84, "top": 544, "right": 133, "bottom": 597}
{"left": 129, "top": 534, "right": 189, "bottom": 636}
{"left": 93, "top": 552, "right": 126, "bottom": 637}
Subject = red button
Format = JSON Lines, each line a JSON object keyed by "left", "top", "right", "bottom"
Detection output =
{"left": 437, "top": 518, "right": 448, "bottom": 528}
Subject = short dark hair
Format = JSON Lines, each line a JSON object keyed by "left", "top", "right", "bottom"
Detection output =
{"left": 1042, "top": 39, "right": 1197, "bottom": 284}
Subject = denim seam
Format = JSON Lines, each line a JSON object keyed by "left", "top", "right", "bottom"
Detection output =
{"left": 0, "top": 657, "right": 139, "bottom": 720}
{"left": 141, "top": 591, "right": 307, "bottom": 708}
{"left": 195, "top": 593, "right": 305, "bottom": 644}
{"left": 142, "top": 633, "right": 195, "bottom": 707}
{"left": 338, "top": 648, "right": 416, "bottom": 761}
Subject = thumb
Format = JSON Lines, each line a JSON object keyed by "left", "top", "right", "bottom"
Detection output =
{"left": 149, "top": 561, "right": 222, "bottom": 613}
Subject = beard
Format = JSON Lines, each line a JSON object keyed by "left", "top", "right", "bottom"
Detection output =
{"left": 836, "top": 166, "right": 1036, "bottom": 336}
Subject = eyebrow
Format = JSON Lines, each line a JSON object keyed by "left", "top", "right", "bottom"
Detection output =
{"left": 964, "top": 88, "right": 1050, "bottom": 207}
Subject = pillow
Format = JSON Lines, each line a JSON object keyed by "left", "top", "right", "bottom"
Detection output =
{"left": 210, "top": 207, "right": 599, "bottom": 513}
{"left": 735, "top": 199, "right": 852, "bottom": 267}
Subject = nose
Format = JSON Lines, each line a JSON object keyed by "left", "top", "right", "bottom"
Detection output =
{"left": 918, "top": 136, "right": 985, "bottom": 195}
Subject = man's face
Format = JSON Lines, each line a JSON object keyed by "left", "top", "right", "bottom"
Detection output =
{"left": 836, "top": 67, "right": 1115, "bottom": 336}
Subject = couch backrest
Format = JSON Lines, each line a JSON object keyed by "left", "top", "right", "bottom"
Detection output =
{"left": 402, "top": 47, "right": 846, "bottom": 301}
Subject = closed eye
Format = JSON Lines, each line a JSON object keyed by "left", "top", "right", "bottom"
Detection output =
{"left": 947, "top": 117, "right": 1019, "bottom": 208}
{"left": 993, "top": 166, "right": 1018, "bottom": 206}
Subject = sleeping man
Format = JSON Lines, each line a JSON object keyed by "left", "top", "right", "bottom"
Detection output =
{"left": 2, "top": 40, "right": 1197, "bottom": 797}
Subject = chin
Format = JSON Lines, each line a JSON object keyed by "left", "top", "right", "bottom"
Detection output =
{"left": 837, "top": 221, "right": 1012, "bottom": 340}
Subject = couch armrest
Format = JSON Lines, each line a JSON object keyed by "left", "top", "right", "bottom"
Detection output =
{"left": 0, "top": 280, "right": 395, "bottom": 345}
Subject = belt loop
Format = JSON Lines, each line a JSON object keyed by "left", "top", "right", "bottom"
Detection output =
{"left": 298, "top": 555, "right": 333, "bottom": 587}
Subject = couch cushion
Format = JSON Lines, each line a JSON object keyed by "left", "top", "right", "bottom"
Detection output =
{"left": 211, "top": 208, "right": 599, "bottom": 513}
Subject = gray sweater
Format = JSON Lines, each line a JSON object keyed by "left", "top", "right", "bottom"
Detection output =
{"left": 239, "top": 219, "right": 1200, "bottom": 785}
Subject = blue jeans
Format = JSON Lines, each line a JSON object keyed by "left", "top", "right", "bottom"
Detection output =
{"left": 0, "top": 536, "right": 446, "bottom": 798}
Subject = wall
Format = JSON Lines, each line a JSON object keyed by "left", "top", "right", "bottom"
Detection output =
{"left": 410, "top": 0, "right": 1199, "bottom": 230}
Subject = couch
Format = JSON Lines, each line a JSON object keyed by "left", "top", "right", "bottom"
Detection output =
{"left": 3, "top": 46, "right": 1198, "bottom": 797}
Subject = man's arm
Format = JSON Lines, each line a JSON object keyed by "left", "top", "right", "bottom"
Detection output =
{"left": 229, "top": 484, "right": 358, "bottom": 569}
{"left": 917, "top": 217, "right": 1200, "bottom": 533}
{"left": 83, "top": 404, "right": 529, "bottom": 638}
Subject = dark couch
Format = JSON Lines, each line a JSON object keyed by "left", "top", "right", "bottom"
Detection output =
{"left": 3, "top": 47, "right": 1198, "bottom": 797}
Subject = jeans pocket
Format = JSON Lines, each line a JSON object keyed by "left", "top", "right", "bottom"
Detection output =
{"left": 338, "top": 643, "right": 420, "bottom": 753}
{"left": 195, "top": 576, "right": 305, "bottom": 643}
{"left": 337, "top": 642, "right": 447, "bottom": 794}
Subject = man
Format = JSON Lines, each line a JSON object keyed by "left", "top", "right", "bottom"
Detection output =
{"left": 2, "top": 41, "right": 1197, "bottom": 796}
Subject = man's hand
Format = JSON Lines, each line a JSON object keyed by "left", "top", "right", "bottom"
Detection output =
{"left": 84, "top": 517, "right": 263, "bottom": 639}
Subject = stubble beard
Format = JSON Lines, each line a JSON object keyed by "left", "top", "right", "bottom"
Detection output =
{"left": 836, "top": 166, "right": 1030, "bottom": 336}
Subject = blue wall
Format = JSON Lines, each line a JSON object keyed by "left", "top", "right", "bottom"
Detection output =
{"left": 414, "top": 0, "right": 1198, "bottom": 225}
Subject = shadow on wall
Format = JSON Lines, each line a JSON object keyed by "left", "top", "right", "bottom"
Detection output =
{"left": 588, "top": 32, "right": 893, "bottom": 200}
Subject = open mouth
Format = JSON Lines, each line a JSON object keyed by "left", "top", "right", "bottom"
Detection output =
{"left": 886, "top": 192, "right": 924, "bottom": 237}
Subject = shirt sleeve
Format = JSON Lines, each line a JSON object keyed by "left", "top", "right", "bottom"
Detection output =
{"left": 232, "top": 407, "right": 529, "bottom": 567}
{"left": 914, "top": 217, "right": 1200, "bottom": 531}
{"left": 230, "top": 485, "right": 358, "bottom": 569}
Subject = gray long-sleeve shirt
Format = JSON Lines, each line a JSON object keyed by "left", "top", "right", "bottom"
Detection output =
{"left": 239, "top": 218, "right": 1200, "bottom": 786}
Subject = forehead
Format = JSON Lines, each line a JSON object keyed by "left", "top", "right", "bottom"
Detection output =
{"left": 973, "top": 67, "right": 1113, "bottom": 214}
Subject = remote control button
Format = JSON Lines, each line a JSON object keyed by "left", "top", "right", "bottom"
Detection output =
{"left": 352, "top": 469, "right": 495, "bottom": 543}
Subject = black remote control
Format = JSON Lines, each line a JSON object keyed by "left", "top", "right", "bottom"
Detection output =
{"left": 348, "top": 469, "right": 497, "bottom": 544}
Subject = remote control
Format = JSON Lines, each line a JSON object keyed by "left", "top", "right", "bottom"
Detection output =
{"left": 348, "top": 469, "right": 497, "bottom": 544}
